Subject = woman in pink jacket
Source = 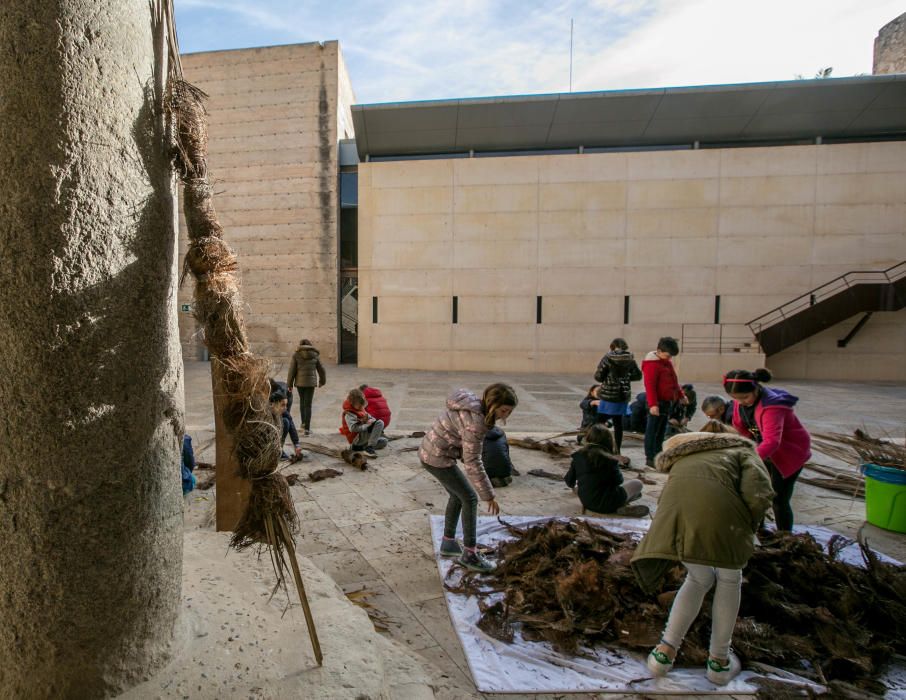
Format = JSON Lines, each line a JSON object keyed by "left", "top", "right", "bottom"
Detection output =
{"left": 723, "top": 368, "right": 811, "bottom": 531}
{"left": 419, "top": 383, "right": 518, "bottom": 573}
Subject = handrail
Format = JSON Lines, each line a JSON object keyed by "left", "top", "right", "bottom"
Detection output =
{"left": 747, "top": 261, "right": 906, "bottom": 334}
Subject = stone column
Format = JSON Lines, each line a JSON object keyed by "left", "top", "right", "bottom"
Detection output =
{"left": 0, "top": 1, "right": 183, "bottom": 696}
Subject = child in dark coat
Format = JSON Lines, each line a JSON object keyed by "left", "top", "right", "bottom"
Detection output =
{"left": 577, "top": 385, "right": 602, "bottom": 444}
{"left": 565, "top": 425, "right": 648, "bottom": 517}
{"left": 482, "top": 426, "right": 518, "bottom": 487}
{"left": 594, "top": 338, "right": 643, "bottom": 454}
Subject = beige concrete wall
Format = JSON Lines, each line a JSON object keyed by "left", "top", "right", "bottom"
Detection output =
{"left": 357, "top": 142, "right": 906, "bottom": 380}
{"left": 177, "top": 42, "right": 345, "bottom": 365}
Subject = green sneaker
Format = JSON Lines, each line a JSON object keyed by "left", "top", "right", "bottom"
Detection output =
{"left": 646, "top": 647, "right": 673, "bottom": 677}
{"left": 706, "top": 651, "right": 741, "bottom": 685}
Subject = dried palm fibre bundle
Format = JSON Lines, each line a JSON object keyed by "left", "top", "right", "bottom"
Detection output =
{"left": 447, "top": 519, "right": 905, "bottom": 695}
{"left": 166, "top": 79, "right": 320, "bottom": 664}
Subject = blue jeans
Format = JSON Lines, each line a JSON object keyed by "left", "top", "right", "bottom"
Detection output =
{"left": 422, "top": 463, "right": 478, "bottom": 548}
{"left": 281, "top": 411, "right": 300, "bottom": 447}
{"left": 351, "top": 419, "right": 384, "bottom": 448}
{"left": 644, "top": 401, "right": 672, "bottom": 461}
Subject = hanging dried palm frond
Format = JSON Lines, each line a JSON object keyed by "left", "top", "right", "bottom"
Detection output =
{"left": 165, "top": 76, "right": 320, "bottom": 665}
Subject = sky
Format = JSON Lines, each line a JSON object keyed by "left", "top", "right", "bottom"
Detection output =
{"left": 174, "top": 0, "right": 905, "bottom": 104}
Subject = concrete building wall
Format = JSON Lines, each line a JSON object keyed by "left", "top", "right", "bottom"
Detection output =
{"left": 178, "top": 42, "right": 348, "bottom": 365}
{"left": 357, "top": 142, "right": 906, "bottom": 380}
{"left": 874, "top": 12, "right": 906, "bottom": 74}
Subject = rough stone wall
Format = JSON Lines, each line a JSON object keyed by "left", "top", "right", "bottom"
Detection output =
{"left": 0, "top": 1, "right": 183, "bottom": 696}
{"left": 874, "top": 12, "right": 906, "bottom": 74}
{"left": 177, "top": 43, "right": 341, "bottom": 369}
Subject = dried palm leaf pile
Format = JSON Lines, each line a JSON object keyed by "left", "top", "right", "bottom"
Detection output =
{"left": 447, "top": 519, "right": 906, "bottom": 696}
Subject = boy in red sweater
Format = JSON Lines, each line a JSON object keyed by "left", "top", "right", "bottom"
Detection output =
{"left": 641, "top": 337, "right": 686, "bottom": 466}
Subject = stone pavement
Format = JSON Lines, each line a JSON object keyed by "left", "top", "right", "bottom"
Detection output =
{"left": 183, "top": 360, "right": 906, "bottom": 699}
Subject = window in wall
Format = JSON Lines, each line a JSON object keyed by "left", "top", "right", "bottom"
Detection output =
{"left": 714, "top": 295, "right": 721, "bottom": 324}
{"left": 339, "top": 208, "right": 358, "bottom": 269}
{"left": 536, "top": 296, "right": 543, "bottom": 324}
{"left": 452, "top": 296, "right": 458, "bottom": 324}
{"left": 372, "top": 296, "right": 378, "bottom": 324}
{"left": 623, "top": 296, "right": 630, "bottom": 324}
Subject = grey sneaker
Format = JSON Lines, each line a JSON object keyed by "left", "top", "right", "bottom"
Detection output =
{"left": 706, "top": 651, "right": 741, "bottom": 685}
{"left": 458, "top": 549, "right": 494, "bottom": 573}
{"left": 616, "top": 504, "right": 650, "bottom": 517}
{"left": 439, "top": 538, "right": 463, "bottom": 558}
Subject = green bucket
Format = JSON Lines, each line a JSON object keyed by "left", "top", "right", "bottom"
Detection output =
{"left": 860, "top": 463, "right": 906, "bottom": 534}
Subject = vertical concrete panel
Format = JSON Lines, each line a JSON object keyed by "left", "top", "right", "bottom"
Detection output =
{"left": 177, "top": 43, "right": 340, "bottom": 364}
{"left": 0, "top": 0, "right": 183, "bottom": 695}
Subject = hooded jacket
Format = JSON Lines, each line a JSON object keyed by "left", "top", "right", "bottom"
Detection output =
{"left": 631, "top": 432, "right": 774, "bottom": 594}
{"left": 732, "top": 387, "right": 811, "bottom": 478}
{"left": 362, "top": 386, "right": 391, "bottom": 428}
{"left": 564, "top": 444, "right": 626, "bottom": 514}
{"left": 340, "top": 399, "right": 372, "bottom": 443}
{"left": 287, "top": 342, "right": 326, "bottom": 389}
{"left": 482, "top": 426, "right": 513, "bottom": 479}
{"left": 641, "top": 351, "right": 684, "bottom": 407}
{"left": 419, "top": 389, "right": 494, "bottom": 501}
{"left": 594, "top": 350, "right": 642, "bottom": 404}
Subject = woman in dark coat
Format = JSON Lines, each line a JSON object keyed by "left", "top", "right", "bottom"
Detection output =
{"left": 287, "top": 338, "right": 326, "bottom": 435}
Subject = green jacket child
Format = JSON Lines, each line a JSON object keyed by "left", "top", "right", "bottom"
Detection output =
{"left": 631, "top": 430, "right": 774, "bottom": 594}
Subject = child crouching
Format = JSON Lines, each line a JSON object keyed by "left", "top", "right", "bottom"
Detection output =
{"left": 340, "top": 388, "right": 385, "bottom": 457}
{"left": 565, "top": 425, "right": 648, "bottom": 517}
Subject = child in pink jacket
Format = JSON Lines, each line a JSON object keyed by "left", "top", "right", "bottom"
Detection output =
{"left": 723, "top": 368, "right": 811, "bottom": 531}
{"left": 419, "top": 384, "right": 518, "bottom": 573}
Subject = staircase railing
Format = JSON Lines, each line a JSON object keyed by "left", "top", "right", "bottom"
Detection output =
{"left": 746, "top": 262, "right": 906, "bottom": 336}
{"left": 680, "top": 323, "right": 762, "bottom": 354}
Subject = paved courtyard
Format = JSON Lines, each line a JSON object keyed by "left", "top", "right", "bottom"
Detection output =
{"left": 183, "top": 360, "right": 906, "bottom": 698}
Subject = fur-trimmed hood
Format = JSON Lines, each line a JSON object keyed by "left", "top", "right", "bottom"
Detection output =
{"left": 655, "top": 431, "right": 755, "bottom": 472}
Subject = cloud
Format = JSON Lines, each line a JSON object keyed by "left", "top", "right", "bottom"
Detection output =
{"left": 174, "top": 0, "right": 905, "bottom": 104}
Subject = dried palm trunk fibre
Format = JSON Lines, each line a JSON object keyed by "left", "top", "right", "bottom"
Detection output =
{"left": 166, "top": 79, "right": 320, "bottom": 663}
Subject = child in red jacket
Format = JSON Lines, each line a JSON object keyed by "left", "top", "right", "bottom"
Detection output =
{"left": 641, "top": 337, "right": 686, "bottom": 467}
{"left": 340, "top": 388, "right": 385, "bottom": 457}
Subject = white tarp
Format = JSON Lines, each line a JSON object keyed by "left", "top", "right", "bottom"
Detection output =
{"left": 430, "top": 515, "right": 905, "bottom": 696}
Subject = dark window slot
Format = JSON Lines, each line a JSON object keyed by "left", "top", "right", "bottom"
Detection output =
{"left": 452, "top": 296, "right": 458, "bottom": 324}
{"left": 536, "top": 296, "right": 543, "bottom": 324}
{"left": 623, "top": 295, "right": 630, "bottom": 324}
{"left": 372, "top": 296, "right": 378, "bottom": 324}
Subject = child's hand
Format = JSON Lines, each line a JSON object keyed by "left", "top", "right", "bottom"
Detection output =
{"left": 591, "top": 400, "right": 600, "bottom": 408}
{"left": 649, "top": 405, "right": 660, "bottom": 416}
{"left": 486, "top": 499, "right": 500, "bottom": 515}
{"left": 294, "top": 445, "right": 303, "bottom": 456}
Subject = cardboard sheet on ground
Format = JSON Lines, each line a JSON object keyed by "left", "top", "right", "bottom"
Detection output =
{"left": 430, "top": 515, "right": 905, "bottom": 695}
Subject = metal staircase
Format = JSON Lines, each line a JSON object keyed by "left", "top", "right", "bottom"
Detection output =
{"left": 747, "top": 262, "right": 906, "bottom": 356}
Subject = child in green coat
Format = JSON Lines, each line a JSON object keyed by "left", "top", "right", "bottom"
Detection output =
{"left": 631, "top": 421, "right": 774, "bottom": 686}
